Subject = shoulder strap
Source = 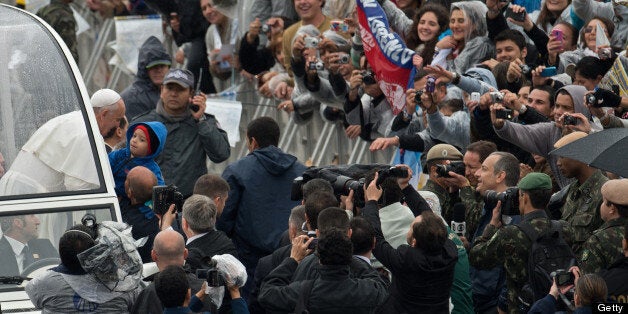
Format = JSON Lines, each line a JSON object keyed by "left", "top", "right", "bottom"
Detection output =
{"left": 294, "top": 279, "right": 315, "bottom": 314}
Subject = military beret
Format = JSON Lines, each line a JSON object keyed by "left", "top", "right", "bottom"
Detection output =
{"left": 601, "top": 179, "right": 628, "bottom": 206}
{"left": 553, "top": 131, "right": 588, "bottom": 149}
{"left": 425, "top": 144, "right": 463, "bottom": 163}
{"left": 518, "top": 172, "right": 553, "bottom": 191}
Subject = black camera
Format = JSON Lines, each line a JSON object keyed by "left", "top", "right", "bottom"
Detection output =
{"left": 495, "top": 108, "right": 514, "bottom": 120}
{"left": 376, "top": 167, "right": 409, "bottom": 186}
{"left": 485, "top": 187, "right": 520, "bottom": 217}
{"left": 520, "top": 64, "right": 531, "bottom": 74}
{"left": 435, "top": 161, "right": 465, "bottom": 178}
{"left": 563, "top": 115, "right": 578, "bottom": 126}
{"left": 585, "top": 94, "right": 597, "bottom": 106}
{"left": 306, "top": 231, "right": 318, "bottom": 250}
{"left": 318, "top": 169, "right": 365, "bottom": 205}
{"left": 551, "top": 269, "right": 575, "bottom": 287}
{"left": 362, "top": 70, "right": 376, "bottom": 85}
{"left": 152, "top": 185, "right": 184, "bottom": 216}
{"left": 414, "top": 90, "right": 423, "bottom": 105}
{"left": 196, "top": 258, "right": 226, "bottom": 287}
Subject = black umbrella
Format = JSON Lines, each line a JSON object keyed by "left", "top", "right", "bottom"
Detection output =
{"left": 550, "top": 128, "right": 628, "bottom": 178}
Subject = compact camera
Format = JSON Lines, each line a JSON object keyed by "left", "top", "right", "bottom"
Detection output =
{"left": 551, "top": 269, "right": 575, "bottom": 287}
{"left": 585, "top": 94, "right": 597, "bottom": 106}
{"left": 599, "top": 48, "right": 612, "bottom": 60}
{"left": 435, "top": 161, "right": 465, "bottom": 178}
{"left": 415, "top": 90, "right": 424, "bottom": 104}
{"left": 425, "top": 76, "right": 436, "bottom": 93}
{"left": 261, "top": 24, "right": 270, "bottom": 33}
{"left": 361, "top": 70, "right": 376, "bottom": 85}
{"left": 308, "top": 61, "right": 324, "bottom": 71}
{"left": 520, "top": 64, "right": 531, "bottom": 75}
{"left": 152, "top": 185, "right": 184, "bottom": 215}
{"left": 563, "top": 115, "right": 578, "bottom": 126}
{"left": 489, "top": 91, "right": 504, "bottom": 103}
{"left": 304, "top": 36, "right": 320, "bottom": 49}
{"left": 338, "top": 53, "right": 350, "bottom": 64}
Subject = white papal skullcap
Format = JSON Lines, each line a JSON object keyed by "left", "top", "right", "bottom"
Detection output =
{"left": 90, "top": 89, "right": 121, "bottom": 108}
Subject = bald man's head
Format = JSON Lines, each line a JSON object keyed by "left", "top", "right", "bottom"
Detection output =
{"left": 152, "top": 230, "right": 187, "bottom": 269}
{"left": 126, "top": 166, "right": 157, "bottom": 203}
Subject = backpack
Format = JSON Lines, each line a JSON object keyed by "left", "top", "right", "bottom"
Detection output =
{"left": 517, "top": 220, "right": 575, "bottom": 309}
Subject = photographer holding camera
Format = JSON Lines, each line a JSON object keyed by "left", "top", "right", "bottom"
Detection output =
{"left": 421, "top": 144, "right": 464, "bottom": 226}
{"left": 343, "top": 56, "right": 394, "bottom": 141}
{"left": 470, "top": 172, "right": 575, "bottom": 313}
{"left": 528, "top": 270, "right": 608, "bottom": 314}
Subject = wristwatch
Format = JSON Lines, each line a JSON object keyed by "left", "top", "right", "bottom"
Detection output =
{"left": 451, "top": 72, "right": 461, "bottom": 85}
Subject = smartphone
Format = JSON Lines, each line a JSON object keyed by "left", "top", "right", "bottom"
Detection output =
{"left": 505, "top": 7, "right": 525, "bottom": 22}
{"left": 551, "top": 29, "right": 564, "bottom": 42}
{"left": 540, "top": 67, "right": 557, "bottom": 77}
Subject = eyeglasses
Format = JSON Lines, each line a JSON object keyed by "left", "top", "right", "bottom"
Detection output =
{"left": 584, "top": 26, "right": 607, "bottom": 34}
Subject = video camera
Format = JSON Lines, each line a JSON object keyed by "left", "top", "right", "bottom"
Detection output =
{"left": 196, "top": 258, "right": 226, "bottom": 287}
{"left": 152, "top": 185, "right": 184, "bottom": 216}
{"left": 484, "top": 187, "right": 520, "bottom": 217}
{"left": 290, "top": 164, "right": 408, "bottom": 208}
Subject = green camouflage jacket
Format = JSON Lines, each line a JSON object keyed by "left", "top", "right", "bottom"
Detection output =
{"left": 37, "top": 0, "right": 78, "bottom": 63}
{"left": 580, "top": 217, "right": 627, "bottom": 274}
{"left": 422, "top": 179, "right": 461, "bottom": 225}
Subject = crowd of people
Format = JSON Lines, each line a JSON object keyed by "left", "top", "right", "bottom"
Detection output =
{"left": 3, "top": 0, "right": 628, "bottom": 312}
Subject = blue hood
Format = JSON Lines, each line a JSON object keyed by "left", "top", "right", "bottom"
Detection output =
{"left": 126, "top": 121, "right": 167, "bottom": 159}
{"left": 251, "top": 146, "right": 298, "bottom": 176}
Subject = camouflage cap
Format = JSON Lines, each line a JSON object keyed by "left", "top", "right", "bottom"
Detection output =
{"left": 163, "top": 69, "right": 194, "bottom": 89}
{"left": 601, "top": 179, "right": 628, "bottom": 206}
{"left": 518, "top": 172, "right": 552, "bottom": 191}
{"left": 425, "top": 144, "right": 463, "bottom": 163}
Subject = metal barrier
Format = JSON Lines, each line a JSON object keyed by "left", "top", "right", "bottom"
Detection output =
{"left": 70, "top": 4, "right": 396, "bottom": 173}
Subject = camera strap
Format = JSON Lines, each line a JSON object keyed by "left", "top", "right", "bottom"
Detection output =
{"left": 294, "top": 279, "right": 315, "bottom": 314}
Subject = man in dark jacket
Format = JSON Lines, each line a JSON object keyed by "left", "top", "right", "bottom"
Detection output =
{"left": 258, "top": 229, "right": 388, "bottom": 313}
{"left": 181, "top": 194, "right": 237, "bottom": 272}
{"left": 132, "top": 69, "right": 230, "bottom": 197}
{"left": 362, "top": 172, "right": 458, "bottom": 313}
{"left": 217, "top": 116, "right": 306, "bottom": 299}
{"left": 121, "top": 36, "right": 171, "bottom": 121}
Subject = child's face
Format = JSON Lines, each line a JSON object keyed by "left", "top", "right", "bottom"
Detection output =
{"left": 130, "top": 129, "right": 150, "bottom": 157}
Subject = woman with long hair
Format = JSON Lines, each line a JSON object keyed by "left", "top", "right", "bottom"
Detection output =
{"left": 404, "top": 3, "right": 450, "bottom": 66}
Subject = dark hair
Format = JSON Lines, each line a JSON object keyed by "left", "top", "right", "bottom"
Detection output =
{"left": 530, "top": 85, "right": 556, "bottom": 108}
{"left": 522, "top": 188, "right": 553, "bottom": 210}
{"left": 193, "top": 174, "right": 230, "bottom": 199}
{"left": 317, "top": 207, "right": 350, "bottom": 234}
{"left": 490, "top": 152, "right": 520, "bottom": 187}
{"left": 466, "top": 141, "right": 497, "bottom": 163}
{"left": 575, "top": 274, "right": 608, "bottom": 306}
{"left": 442, "top": 98, "right": 464, "bottom": 113}
{"left": 494, "top": 29, "right": 527, "bottom": 50}
{"left": 155, "top": 265, "right": 189, "bottom": 308}
{"left": 247, "top": 116, "right": 280, "bottom": 148}
{"left": 350, "top": 217, "right": 375, "bottom": 255}
{"left": 574, "top": 56, "right": 609, "bottom": 80}
{"left": 317, "top": 229, "right": 353, "bottom": 266}
{"left": 612, "top": 202, "right": 628, "bottom": 218}
{"left": 304, "top": 191, "right": 339, "bottom": 230}
{"left": 302, "top": 178, "right": 333, "bottom": 201}
{"left": 413, "top": 210, "right": 448, "bottom": 252}
{"left": 59, "top": 224, "right": 97, "bottom": 273}
{"left": 582, "top": 16, "right": 615, "bottom": 42}
{"left": 405, "top": 3, "right": 449, "bottom": 64}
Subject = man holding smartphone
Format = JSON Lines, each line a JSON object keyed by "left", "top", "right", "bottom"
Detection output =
{"left": 133, "top": 69, "right": 230, "bottom": 198}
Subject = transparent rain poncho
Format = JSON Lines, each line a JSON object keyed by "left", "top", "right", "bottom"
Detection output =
{"left": 204, "top": 254, "right": 247, "bottom": 309}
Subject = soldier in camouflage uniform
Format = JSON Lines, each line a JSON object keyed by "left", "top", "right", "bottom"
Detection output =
{"left": 37, "top": 0, "right": 78, "bottom": 63}
{"left": 470, "top": 173, "right": 570, "bottom": 314}
{"left": 580, "top": 179, "right": 628, "bottom": 274}
{"left": 421, "top": 144, "right": 463, "bottom": 226}
{"left": 554, "top": 132, "right": 607, "bottom": 255}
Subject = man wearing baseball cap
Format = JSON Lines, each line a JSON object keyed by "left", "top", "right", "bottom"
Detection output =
{"left": 580, "top": 179, "right": 628, "bottom": 274}
{"left": 133, "top": 68, "right": 230, "bottom": 198}
{"left": 421, "top": 144, "right": 463, "bottom": 225}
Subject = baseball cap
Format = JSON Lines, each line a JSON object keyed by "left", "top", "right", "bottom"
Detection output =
{"left": 163, "top": 69, "right": 195, "bottom": 89}
{"left": 146, "top": 59, "right": 172, "bottom": 69}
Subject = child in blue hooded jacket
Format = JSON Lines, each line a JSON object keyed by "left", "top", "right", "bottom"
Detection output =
{"left": 109, "top": 121, "right": 167, "bottom": 199}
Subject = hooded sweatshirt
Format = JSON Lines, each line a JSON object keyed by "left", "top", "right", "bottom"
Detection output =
{"left": 494, "top": 85, "right": 590, "bottom": 188}
{"left": 120, "top": 36, "right": 171, "bottom": 121}
{"left": 217, "top": 145, "right": 307, "bottom": 254}
{"left": 109, "top": 121, "right": 168, "bottom": 198}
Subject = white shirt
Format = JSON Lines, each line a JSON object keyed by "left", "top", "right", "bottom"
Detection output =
{"left": 186, "top": 232, "right": 208, "bottom": 245}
